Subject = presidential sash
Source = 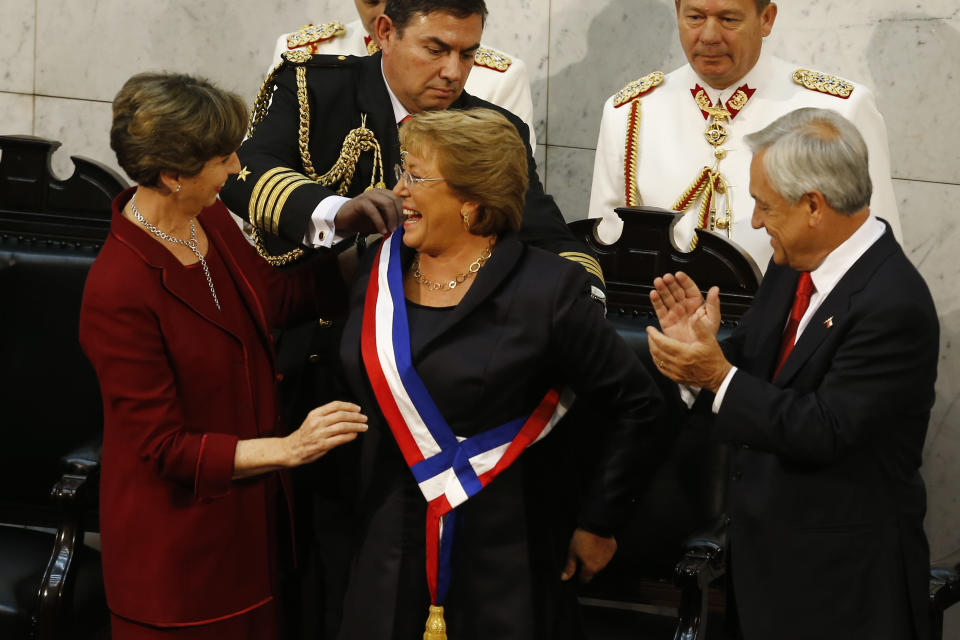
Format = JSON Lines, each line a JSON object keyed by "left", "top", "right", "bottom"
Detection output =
{"left": 360, "top": 229, "right": 572, "bottom": 633}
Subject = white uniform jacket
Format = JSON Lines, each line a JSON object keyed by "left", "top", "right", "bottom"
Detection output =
{"left": 271, "top": 18, "right": 536, "bottom": 146}
{"left": 588, "top": 51, "right": 900, "bottom": 270}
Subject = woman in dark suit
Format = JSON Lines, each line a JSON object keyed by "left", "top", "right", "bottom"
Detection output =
{"left": 336, "top": 108, "right": 664, "bottom": 640}
{"left": 79, "top": 73, "right": 368, "bottom": 639}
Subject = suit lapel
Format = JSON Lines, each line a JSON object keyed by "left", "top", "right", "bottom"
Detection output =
{"left": 111, "top": 193, "right": 240, "bottom": 343}
{"left": 774, "top": 226, "right": 898, "bottom": 385}
{"left": 203, "top": 215, "right": 271, "bottom": 342}
{"left": 357, "top": 53, "right": 402, "bottom": 181}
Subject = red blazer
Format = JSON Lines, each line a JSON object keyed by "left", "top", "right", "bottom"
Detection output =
{"left": 79, "top": 188, "right": 344, "bottom": 626}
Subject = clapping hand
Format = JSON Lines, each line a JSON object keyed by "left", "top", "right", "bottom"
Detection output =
{"left": 646, "top": 272, "right": 731, "bottom": 393}
{"left": 649, "top": 272, "right": 717, "bottom": 342}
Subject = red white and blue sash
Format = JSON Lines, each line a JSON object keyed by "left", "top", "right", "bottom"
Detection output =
{"left": 360, "top": 229, "right": 572, "bottom": 607}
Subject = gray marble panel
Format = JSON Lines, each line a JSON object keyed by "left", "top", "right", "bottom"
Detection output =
{"left": 0, "top": 0, "right": 35, "bottom": 94}
{"left": 483, "top": 0, "right": 551, "bottom": 145}
{"left": 547, "top": 0, "right": 685, "bottom": 149}
{"left": 770, "top": 14, "right": 960, "bottom": 184}
{"left": 0, "top": 92, "right": 34, "bottom": 138}
{"left": 33, "top": 96, "right": 123, "bottom": 183}
{"left": 35, "top": 0, "right": 317, "bottom": 105}
{"left": 544, "top": 145, "right": 595, "bottom": 222}
{"left": 894, "top": 178, "right": 960, "bottom": 561}
{"left": 773, "top": 1, "right": 960, "bottom": 28}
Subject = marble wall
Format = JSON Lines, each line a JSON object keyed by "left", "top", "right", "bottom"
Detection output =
{"left": 2, "top": 0, "right": 958, "bottom": 634}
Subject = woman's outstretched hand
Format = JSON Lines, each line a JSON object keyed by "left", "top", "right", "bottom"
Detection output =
{"left": 233, "top": 401, "right": 368, "bottom": 479}
{"left": 285, "top": 401, "right": 369, "bottom": 466}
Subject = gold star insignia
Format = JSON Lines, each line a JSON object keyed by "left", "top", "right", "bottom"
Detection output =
{"left": 237, "top": 166, "right": 251, "bottom": 182}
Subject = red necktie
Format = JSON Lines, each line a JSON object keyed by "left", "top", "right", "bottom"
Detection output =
{"left": 772, "top": 272, "right": 814, "bottom": 380}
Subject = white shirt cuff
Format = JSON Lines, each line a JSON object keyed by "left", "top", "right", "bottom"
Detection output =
{"left": 304, "top": 195, "right": 350, "bottom": 248}
{"left": 711, "top": 366, "right": 738, "bottom": 414}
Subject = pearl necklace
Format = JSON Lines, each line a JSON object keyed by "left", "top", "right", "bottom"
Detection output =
{"left": 130, "top": 192, "right": 221, "bottom": 310}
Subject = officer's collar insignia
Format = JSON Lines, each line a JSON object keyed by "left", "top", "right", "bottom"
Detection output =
{"left": 613, "top": 71, "right": 664, "bottom": 108}
{"left": 691, "top": 84, "right": 756, "bottom": 120}
{"left": 364, "top": 35, "right": 380, "bottom": 55}
{"left": 474, "top": 46, "right": 512, "bottom": 72}
{"left": 286, "top": 22, "right": 346, "bottom": 53}
{"left": 793, "top": 69, "right": 854, "bottom": 99}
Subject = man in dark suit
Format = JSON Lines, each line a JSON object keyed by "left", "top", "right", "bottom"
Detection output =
{"left": 647, "top": 107, "right": 938, "bottom": 639}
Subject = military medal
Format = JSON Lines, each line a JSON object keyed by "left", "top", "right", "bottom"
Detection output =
{"left": 673, "top": 84, "right": 755, "bottom": 248}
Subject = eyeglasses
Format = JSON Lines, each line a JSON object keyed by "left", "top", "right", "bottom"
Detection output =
{"left": 394, "top": 164, "right": 445, "bottom": 187}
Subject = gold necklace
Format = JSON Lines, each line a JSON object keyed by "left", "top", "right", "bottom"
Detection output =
{"left": 412, "top": 244, "right": 493, "bottom": 291}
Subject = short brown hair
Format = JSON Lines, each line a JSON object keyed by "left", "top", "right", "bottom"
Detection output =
{"left": 399, "top": 108, "right": 527, "bottom": 236}
{"left": 110, "top": 73, "right": 247, "bottom": 189}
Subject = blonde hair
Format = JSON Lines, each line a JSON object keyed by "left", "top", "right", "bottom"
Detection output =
{"left": 110, "top": 73, "right": 247, "bottom": 190}
{"left": 399, "top": 108, "right": 528, "bottom": 236}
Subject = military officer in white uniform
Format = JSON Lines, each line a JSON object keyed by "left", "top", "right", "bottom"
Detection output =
{"left": 588, "top": 0, "right": 900, "bottom": 271}
{"left": 272, "top": 0, "right": 537, "bottom": 145}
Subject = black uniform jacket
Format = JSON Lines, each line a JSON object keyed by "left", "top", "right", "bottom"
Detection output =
{"left": 221, "top": 52, "right": 602, "bottom": 289}
{"left": 703, "top": 223, "right": 937, "bottom": 640}
{"left": 336, "top": 234, "right": 663, "bottom": 640}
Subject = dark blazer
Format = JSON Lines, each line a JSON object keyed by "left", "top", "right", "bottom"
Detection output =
{"left": 335, "top": 234, "right": 663, "bottom": 640}
{"left": 708, "top": 223, "right": 937, "bottom": 640}
{"left": 79, "top": 188, "right": 345, "bottom": 626}
{"left": 221, "top": 52, "right": 600, "bottom": 288}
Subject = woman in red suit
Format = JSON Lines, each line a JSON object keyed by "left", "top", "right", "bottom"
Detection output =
{"left": 79, "top": 72, "right": 367, "bottom": 639}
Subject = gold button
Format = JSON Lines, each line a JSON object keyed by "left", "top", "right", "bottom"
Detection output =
{"left": 338, "top": 55, "right": 346, "bottom": 60}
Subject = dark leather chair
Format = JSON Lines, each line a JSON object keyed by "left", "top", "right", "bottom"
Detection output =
{"left": 569, "top": 206, "right": 761, "bottom": 640}
{"left": 0, "top": 135, "right": 124, "bottom": 639}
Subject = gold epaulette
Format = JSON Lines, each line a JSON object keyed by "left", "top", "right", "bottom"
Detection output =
{"left": 286, "top": 22, "right": 346, "bottom": 50}
{"left": 474, "top": 46, "right": 512, "bottom": 72}
{"left": 613, "top": 71, "right": 664, "bottom": 108}
{"left": 792, "top": 69, "right": 854, "bottom": 99}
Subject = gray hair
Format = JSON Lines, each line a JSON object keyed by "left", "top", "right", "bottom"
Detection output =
{"left": 744, "top": 108, "right": 872, "bottom": 215}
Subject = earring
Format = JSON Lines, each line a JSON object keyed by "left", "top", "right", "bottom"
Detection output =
{"left": 176, "top": 184, "right": 182, "bottom": 193}
{"left": 461, "top": 212, "right": 470, "bottom": 230}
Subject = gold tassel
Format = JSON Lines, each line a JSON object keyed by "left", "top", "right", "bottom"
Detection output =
{"left": 423, "top": 605, "right": 447, "bottom": 640}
